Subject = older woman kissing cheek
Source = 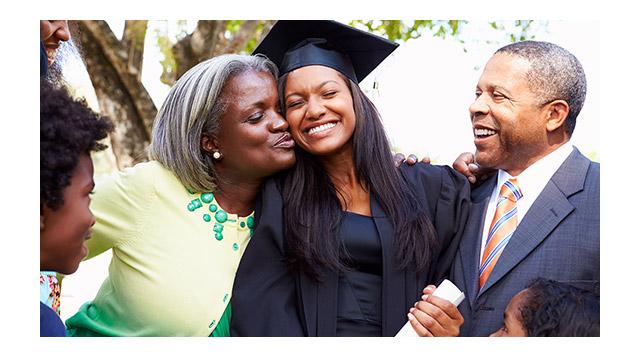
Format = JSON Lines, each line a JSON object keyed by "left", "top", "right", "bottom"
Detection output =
{"left": 65, "top": 54, "right": 295, "bottom": 337}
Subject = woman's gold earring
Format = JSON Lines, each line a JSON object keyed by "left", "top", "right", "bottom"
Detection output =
{"left": 213, "top": 151, "right": 222, "bottom": 160}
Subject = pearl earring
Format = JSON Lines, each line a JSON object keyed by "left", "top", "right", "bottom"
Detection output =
{"left": 213, "top": 151, "right": 222, "bottom": 160}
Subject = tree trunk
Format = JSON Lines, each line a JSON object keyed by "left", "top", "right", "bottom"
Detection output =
{"left": 222, "top": 21, "right": 260, "bottom": 54}
{"left": 76, "top": 20, "right": 157, "bottom": 168}
{"left": 172, "top": 20, "right": 227, "bottom": 83}
{"left": 166, "top": 20, "right": 276, "bottom": 85}
{"left": 122, "top": 20, "right": 148, "bottom": 81}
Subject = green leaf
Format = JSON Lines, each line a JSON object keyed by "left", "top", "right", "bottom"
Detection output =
{"left": 226, "top": 20, "right": 242, "bottom": 34}
{"left": 451, "top": 20, "right": 459, "bottom": 35}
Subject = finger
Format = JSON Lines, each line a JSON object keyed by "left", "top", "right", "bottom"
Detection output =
{"left": 416, "top": 300, "right": 461, "bottom": 337}
{"left": 452, "top": 152, "right": 476, "bottom": 180}
{"left": 423, "top": 295, "right": 464, "bottom": 322}
{"left": 474, "top": 164, "right": 497, "bottom": 181}
{"left": 411, "top": 305, "right": 446, "bottom": 336}
{"left": 468, "top": 163, "right": 479, "bottom": 173}
{"left": 408, "top": 310, "right": 434, "bottom": 337}
{"left": 452, "top": 157, "right": 469, "bottom": 175}
{"left": 407, "top": 154, "right": 418, "bottom": 165}
{"left": 422, "top": 285, "right": 437, "bottom": 295}
{"left": 415, "top": 300, "right": 456, "bottom": 333}
{"left": 421, "top": 155, "right": 431, "bottom": 164}
{"left": 468, "top": 176, "right": 477, "bottom": 184}
{"left": 393, "top": 153, "right": 406, "bottom": 167}
{"left": 454, "top": 152, "right": 475, "bottom": 167}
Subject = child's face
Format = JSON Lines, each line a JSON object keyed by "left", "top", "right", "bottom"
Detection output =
{"left": 490, "top": 289, "right": 529, "bottom": 337}
{"left": 40, "top": 154, "right": 96, "bottom": 275}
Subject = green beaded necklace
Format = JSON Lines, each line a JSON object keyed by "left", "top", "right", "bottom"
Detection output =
{"left": 185, "top": 190, "right": 255, "bottom": 241}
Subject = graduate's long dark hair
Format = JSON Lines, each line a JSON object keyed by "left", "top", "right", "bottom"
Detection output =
{"left": 278, "top": 72, "right": 438, "bottom": 279}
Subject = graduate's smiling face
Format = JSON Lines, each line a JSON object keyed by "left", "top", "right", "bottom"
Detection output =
{"left": 283, "top": 65, "right": 356, "bottom": 158}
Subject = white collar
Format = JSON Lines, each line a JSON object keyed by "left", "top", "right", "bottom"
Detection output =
{"left": 495, "top": 142, "right": 573, "bottom": 208}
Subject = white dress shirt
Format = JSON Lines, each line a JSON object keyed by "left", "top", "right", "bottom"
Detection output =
{"left": 479, "top": 142, "right": 574, "bottom": 263}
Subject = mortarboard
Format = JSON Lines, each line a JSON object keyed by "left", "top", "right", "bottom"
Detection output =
{"left": 253, "top": 20, "right": 398, "bottom": 83}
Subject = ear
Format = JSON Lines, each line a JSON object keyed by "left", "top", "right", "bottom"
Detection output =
{"left": 200, "top": 134, "right": 219, "bottom": 155}
{"left": 544, "top": 100, "right": 570, "bottom": 133}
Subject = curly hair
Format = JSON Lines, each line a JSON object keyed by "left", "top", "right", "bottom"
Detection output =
{"left": 40, "top": 80, "right": 113, "bottom": 212}
{"left": 519, "top": 278, "right": 599, "bottom": 337}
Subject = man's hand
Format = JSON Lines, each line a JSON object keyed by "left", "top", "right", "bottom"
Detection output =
{"left": 452, "top": 152, "right": 479, "bottom": 183}
{"left": 452, "top": 152, "right": 494, "bottom": 184}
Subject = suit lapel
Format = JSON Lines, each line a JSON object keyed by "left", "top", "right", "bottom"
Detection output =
{"left": 459, "top": 177, "right": 495, "bottom": 304}
{"left": 478, "top": 148, "right": 590, "bottom": 295}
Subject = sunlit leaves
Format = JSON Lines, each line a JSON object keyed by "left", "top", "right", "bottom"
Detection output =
{"left": 349, "top": 20, "right": 465, "bottom": 42}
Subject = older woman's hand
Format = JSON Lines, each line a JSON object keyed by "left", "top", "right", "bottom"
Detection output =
{"left": 407, "top": 284, "right": 464, "bottom": 337}
{"left": 393, "top": 153, "right": 431, "bottom": 167}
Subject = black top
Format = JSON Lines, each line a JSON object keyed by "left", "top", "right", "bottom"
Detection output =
{"left": 341, "top": 211, "right": 382, "bottom": 276}
{"left": 337, "top": 212, "right": 382, "bottom": 336}
{"left": 231, "top": 163, "right": 470, "bottom": 336}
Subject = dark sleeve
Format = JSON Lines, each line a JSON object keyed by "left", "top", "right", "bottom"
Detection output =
{"left": 40, "top": 302, "right": 66, "bottom": 337}
{"left": 400, "top": 163, "right": 471, "bottom": 282}
{"left": 40, "top": 42, "right": 48, "bottom": 77}
{"left": 230, "top": 178, "right": 305, "bottom": 336}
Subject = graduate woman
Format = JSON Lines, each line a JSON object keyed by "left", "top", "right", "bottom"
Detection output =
{"left": 231, "top": 21, "right": 470, "bottom": 337}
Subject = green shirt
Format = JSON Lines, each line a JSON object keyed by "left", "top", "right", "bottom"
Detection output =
{"left": 65, "top": 161, "right": 252, "bottom": 336}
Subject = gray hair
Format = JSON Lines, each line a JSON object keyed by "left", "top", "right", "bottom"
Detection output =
{"left": 496, "top": 41, "right": 587, "bottom": 136}
{"left": 149, "top": 54, "right": 278, "bottom": 192}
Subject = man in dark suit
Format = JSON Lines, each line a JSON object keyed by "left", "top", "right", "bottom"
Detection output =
{"left": 449, "top": 41, "right": 599, "bottom": 337}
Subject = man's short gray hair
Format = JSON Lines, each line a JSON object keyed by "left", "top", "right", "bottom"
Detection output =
{"left": 496, "top": 41, "right": 586, "bottom": 136}
{"left": 148, "top": 54, "right": 278, "bottom": 192}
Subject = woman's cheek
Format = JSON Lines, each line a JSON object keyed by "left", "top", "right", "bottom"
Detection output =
{"left": 286, "top": 116, "right": 303, "bottom": 137}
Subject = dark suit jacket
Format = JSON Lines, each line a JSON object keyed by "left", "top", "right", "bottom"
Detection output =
{"left": 451, "top": 147, "right": 600, "bottom": 336}
{"left": 231, "top": 163, "right": 470, "bottom": 336}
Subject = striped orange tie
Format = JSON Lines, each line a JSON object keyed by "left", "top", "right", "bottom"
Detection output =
{"left": 479, "top": 178, "right": 523, "bottom": 290}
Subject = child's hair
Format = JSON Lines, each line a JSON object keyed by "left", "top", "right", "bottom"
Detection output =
{"left": 519, "top": 278, "right": 599, "bottom": 337}
{"left": 40, "top": 80, "right": 113, "bottom": 212}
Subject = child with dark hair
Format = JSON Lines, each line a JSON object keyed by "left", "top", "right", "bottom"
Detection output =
{"left": 40, "top": 80, "right": 113, "bottom": 336}
{"left": 490, "top": 278, "right": 599, "bottom": 337}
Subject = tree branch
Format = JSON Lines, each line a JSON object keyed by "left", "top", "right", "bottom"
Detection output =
{"left": 222, "top": 20, "right": 259, "bottom": 54}
{"left": 79, "top": 20, "right": 157, "bottom": 133}
{"left": 257, "top": 20, "right": 276, "bottom": 43}
{"left": 76, "top": 20, "right": 157, "bottom": 168}
{"left": 172, "top": 20, "right": 228, "bottom": 82}
{"left": 122, "top": 20, "right": 148, "bottom": 80}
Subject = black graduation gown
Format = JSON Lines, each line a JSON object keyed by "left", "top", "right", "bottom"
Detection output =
{"left": 230, "top": 163, "right": 470, "bottom": 336}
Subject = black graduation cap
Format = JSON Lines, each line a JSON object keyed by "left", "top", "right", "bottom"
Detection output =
{"left": 253, "top": 20, "right": 399, "bottom": 83}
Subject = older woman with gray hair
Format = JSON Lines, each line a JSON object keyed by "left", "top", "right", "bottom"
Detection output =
{"left": 65, "top": 54, "right": 296, "bottom": 336}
